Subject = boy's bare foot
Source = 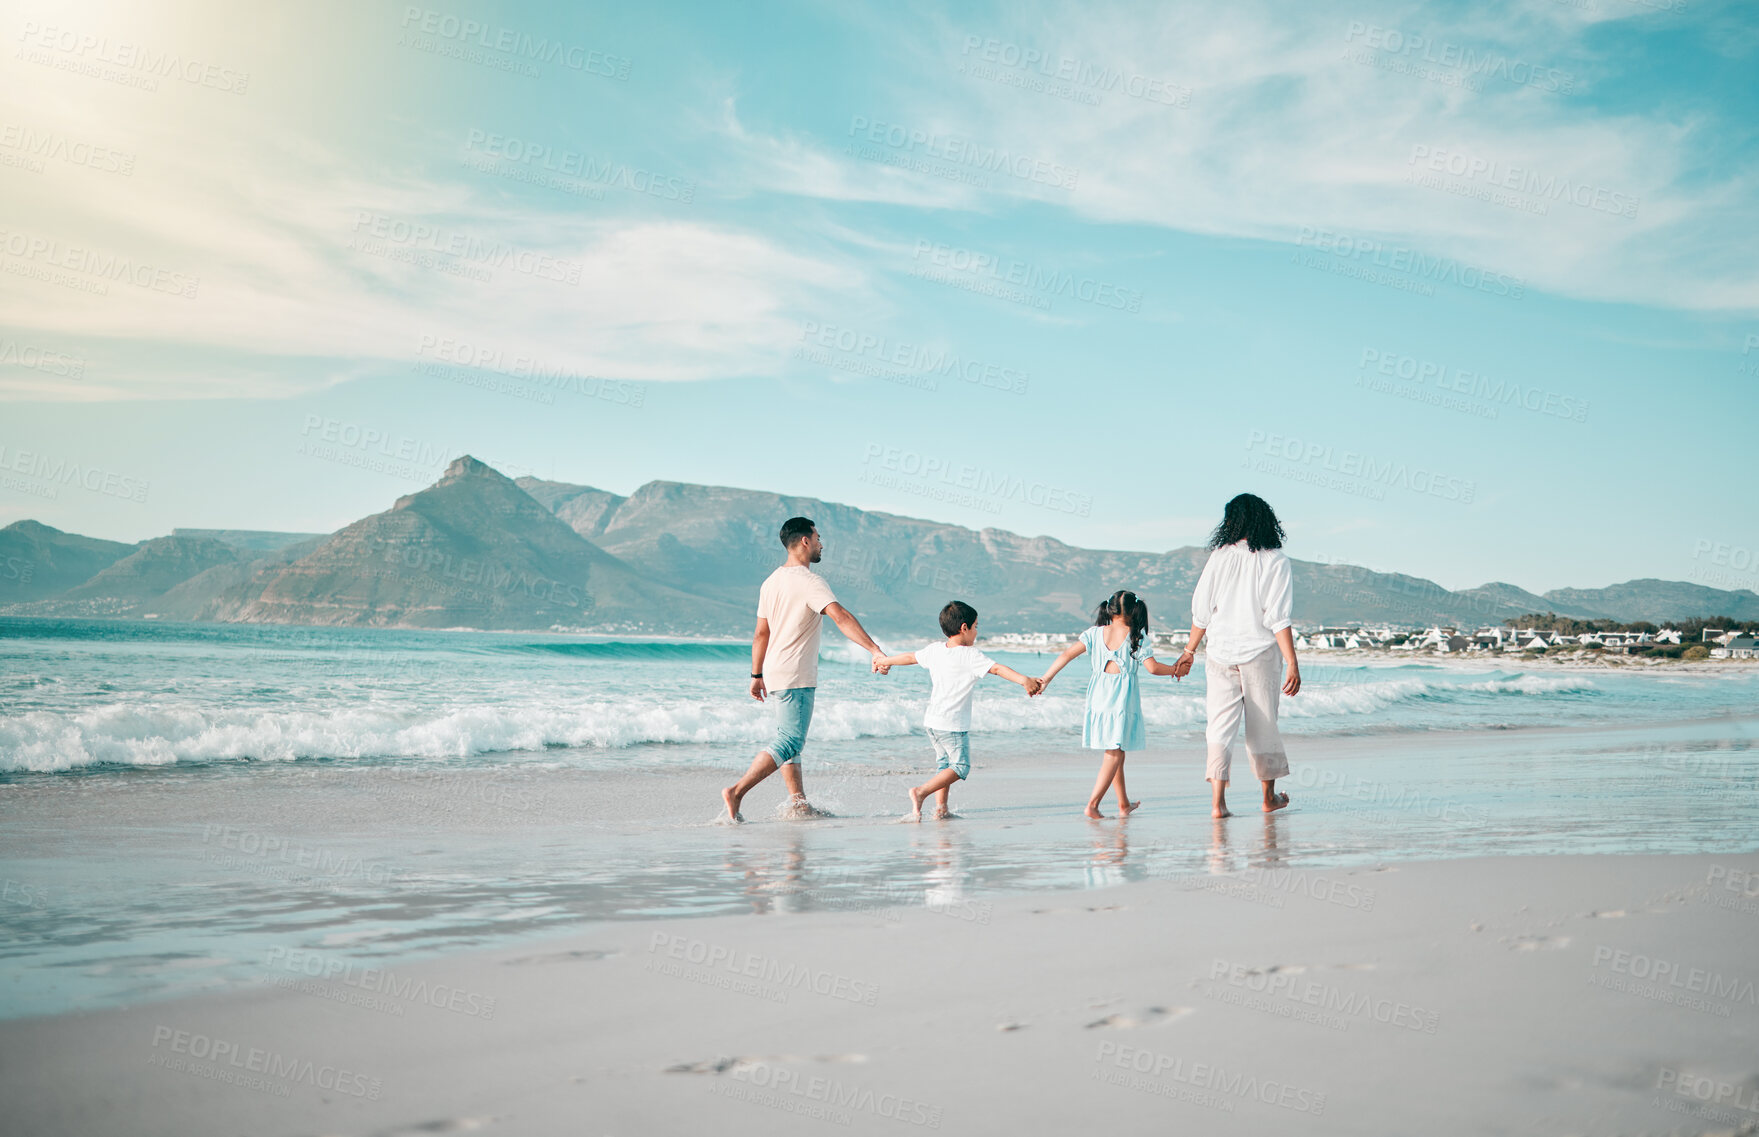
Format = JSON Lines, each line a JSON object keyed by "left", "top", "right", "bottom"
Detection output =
{"left": 1085, "top": 804, "right": 1106, "bottom": 819}
{"left": 722, "top": 787, "right": 743, "bottom": 823}
{"left": 907, "top": 786, "right": 927, "bottom": 820}
{"left": 1263, "top": 792, "right": 1290, "bottom": 813}
{"left": 1119, "top": 799, "right": 1141, "bottom": 816}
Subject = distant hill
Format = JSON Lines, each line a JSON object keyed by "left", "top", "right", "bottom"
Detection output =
{"left": 3, "top": 459, "right": 1755, "bottom": 634}
{"left": 229, "top": 456, "right": 744, "bottom": 632}
{"left": 1538, "top": 578, "right": 1759, "bottom": 623}
{"left": 172, "top": 529, "right": 328, "bottom": 552}
{"left": 0, "top": 521, "right": 135, "bottom": 603}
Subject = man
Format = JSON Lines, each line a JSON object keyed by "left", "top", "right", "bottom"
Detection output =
{"left": 722, "top": 517, "right": 890, "bottom": 822}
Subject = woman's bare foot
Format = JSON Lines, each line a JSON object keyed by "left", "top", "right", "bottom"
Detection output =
{"left": 906, "top": 786, "right": 926, "bottom": 820}
{"left": 1085, "top": 804, "right": 1106, "bottom": 819}
{"left": 932, "top": 807, "right": 955, "bottom": 820}
{"left": 1212, "top": 804, "right": 1232, "bottom": 818}
{"left": 1119, "top": 799, "right": 1141, "bottom": 816}
{"left": 1263, "top": 792, "right": 1290, "bottom": 813}
{"left": 721, "top": 787, "right": 743, "bottom": 823}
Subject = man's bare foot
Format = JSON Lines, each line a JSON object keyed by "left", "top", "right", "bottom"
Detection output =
{"left": 782, "top": 794, "right": 824, "bottom": 819}
{"left": 1263, "top": 792, "right": 1290, "bottom": 813}
{"left": 907, "top": 786, "right": 926, "bottom": 820}
{"left": 1085, "top": 804, "right": 1106, "bottom": 819}
{"left": 722, "top": 787, "right": 743, "bottom": 823}
{"left": 1212, "top": 805, "right": 1232, "bottom": 818}
{"left": 1119, "top": 799, "right": 1141, "bottom": 816}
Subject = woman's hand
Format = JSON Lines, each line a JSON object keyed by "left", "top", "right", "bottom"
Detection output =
{"left": 1283, "top": 665, "right": 1301, "bottom": 696}
{"left": 1171, "top": 650, "right": 1195, "bottom": 679}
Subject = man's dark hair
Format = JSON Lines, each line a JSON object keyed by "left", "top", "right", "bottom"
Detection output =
{"left": 1208, "top": 493, "right": 1285, "bottom": 551}
{"left": 779, "top": 517, "right": 817, "bottom": 549}
{"left": 939, "top": 600, "right": 978, "bottom": 637}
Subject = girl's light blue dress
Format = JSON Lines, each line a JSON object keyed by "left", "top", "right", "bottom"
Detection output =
{"left": 1080, "top": 625, "right": 1154, "bottom": 750}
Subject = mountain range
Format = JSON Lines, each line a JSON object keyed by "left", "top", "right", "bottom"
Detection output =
{"left": 2, "top": 455, "right": 1755, "bottom": 636}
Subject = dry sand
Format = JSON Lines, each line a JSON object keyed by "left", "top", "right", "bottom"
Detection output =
{"left": 3, "top": 852, "right": 1757, "bottom": 1135}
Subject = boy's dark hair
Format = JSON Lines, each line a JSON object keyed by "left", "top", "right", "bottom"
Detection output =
{"left": 779, "top": 517, "right": 817, "bottom": 549}
{"left": 939, "top": 600, "right": 979, "bottom": 637}
{"left": 1209, "top": 493, "right": 1285, "bottom": 551}
{"left": 1094, "top": 590, "right": 1149, "bottom": 654}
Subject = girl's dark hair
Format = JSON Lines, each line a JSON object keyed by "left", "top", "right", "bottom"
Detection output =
{"left": 1094, "top": 589, "right": 1149, "bottom": 654}
{"left": 1209, "top": 493, "right": 1285, "bottom": 551}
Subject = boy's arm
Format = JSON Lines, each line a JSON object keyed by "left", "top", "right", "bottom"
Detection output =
{"left": 988, "top": 662, "right": 1041, "bottom": 695}
{"left": 874, "top": 651, "right": 919, "bottom": 668}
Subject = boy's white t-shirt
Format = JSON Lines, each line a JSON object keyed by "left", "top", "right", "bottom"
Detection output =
{"left": 916, "top": 641, "right": 996, "bottom": 732}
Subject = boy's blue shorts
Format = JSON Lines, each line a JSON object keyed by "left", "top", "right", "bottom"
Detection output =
{"left": 768, "top": 687, "right": 815, "bottom": 765}
{"left": 928, "top": 728, "right": 970, "bottom": 780}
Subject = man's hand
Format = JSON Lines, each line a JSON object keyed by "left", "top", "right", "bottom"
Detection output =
{"left": 1283, "top": 666, "right": 1301, "bottom": 697}
{"left": 750, "top": 677, "right": 767, "bottom": 701}
{"left": 870, "top": 652, "right": 891, "bottom": 675}
{"left": 1024, "top": 676, "right": 1044, "bottom": 696}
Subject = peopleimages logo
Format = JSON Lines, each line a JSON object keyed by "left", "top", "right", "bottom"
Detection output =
{"left": 1244, "top": 429, "right": 1477, "bottom": 503}
{"left": 1293, "top": 227, "right": 1524, "bottom": 299}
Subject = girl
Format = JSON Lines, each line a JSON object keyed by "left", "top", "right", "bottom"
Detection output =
{"left": 1172, "top": 493, "right": 1301, "bottom": 819}
{"left": 1039, "top": 590, "right": 1182, "bottom": 818}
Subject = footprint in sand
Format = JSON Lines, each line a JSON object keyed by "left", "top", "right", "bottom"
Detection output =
{"left": 368, "top": 1117, "right": 499, "bottom": 1135}
{"left": 667, "top": 1054, "right": 867, "bottom": 1074}
{"left": 1084, "top": 1006, "right": 1193, "bottom": 1029}
{"left": 500, "top": 949, "right": 616, "bottom": 966}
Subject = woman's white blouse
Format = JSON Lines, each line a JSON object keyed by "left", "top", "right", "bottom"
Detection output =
{"left": 1190, "top": 540, "right": 1293, "bottom": 666}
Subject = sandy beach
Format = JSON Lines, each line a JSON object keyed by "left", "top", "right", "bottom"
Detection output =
{"left": 3, "top": 851, "right": 1756, "bottom": 1135}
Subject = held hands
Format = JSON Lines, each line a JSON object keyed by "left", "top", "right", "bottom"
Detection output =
{"left": 1170, "top": 650, "right": 1195, "bottom": 679}
{"left": 870, "top": 651, "right": 891, "bottom": 676}
{"left": 1023, "top": 676, "right": 1044, "bottom": 697}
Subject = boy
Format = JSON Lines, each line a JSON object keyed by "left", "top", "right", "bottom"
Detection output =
{"left": 876, "top": 601, "right": 1041, "bottom": 820}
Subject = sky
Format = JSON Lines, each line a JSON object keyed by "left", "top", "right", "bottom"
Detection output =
{"left": 1, "top": 0, "right": 1755, "bottom": 594}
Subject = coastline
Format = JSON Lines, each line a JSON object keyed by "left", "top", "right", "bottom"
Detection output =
{"left": 3, "top": 852, "right": 1754, "bottom": 1135}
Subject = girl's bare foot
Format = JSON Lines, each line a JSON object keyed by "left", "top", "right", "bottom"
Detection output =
{"left": 1119, "top": 799, "right": 1141, "bottom": 816}
{"left": 722, "top": 787, "right": 743, "bottom": 823}
{"left": 932, "top": 807, "right": 955, "bottom": 820}
{"left": 906, "top": 787, "right": 926, "bottom": 820}
{"left": 1085, "top": 804, "right": 1106, "bottom": 819}
{"left": 1263, "top": 792, "right": 1290, "bottom": 813}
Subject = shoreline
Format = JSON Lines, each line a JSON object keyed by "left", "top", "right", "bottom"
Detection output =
{"left": 3, "top": 851, "right": 1754, "bottom": 1134}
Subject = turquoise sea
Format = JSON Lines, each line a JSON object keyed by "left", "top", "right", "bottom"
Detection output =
{"left": 1, "top": 617, "right": 1755, "bottom": 1019}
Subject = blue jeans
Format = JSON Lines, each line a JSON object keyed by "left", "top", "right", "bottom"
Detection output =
{"left": 768, "top": 687, "right": 816, "bottom": 765}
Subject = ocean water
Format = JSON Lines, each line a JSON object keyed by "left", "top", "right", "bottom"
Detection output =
{"left": 1, "top": 617, "right": 1755, "bottom": 1020}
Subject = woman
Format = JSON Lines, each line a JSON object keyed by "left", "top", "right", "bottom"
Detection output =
{"left": 1172, "top": 494, "right": 1302, "bottom": 818}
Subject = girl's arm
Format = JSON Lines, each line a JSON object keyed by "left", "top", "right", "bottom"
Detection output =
{"left": 874, "top": 651, "right": 918, "bottom": 669}
{"left": 1144, "top": 655, "right": 1181, "bottom": 678}
{"left": 988, "top": 663, "right": 1043, "bottom": 696}
{"left": 1038, "top": 640, "right": 1086, "bottom": 686}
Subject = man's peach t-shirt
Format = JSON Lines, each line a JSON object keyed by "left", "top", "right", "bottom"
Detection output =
{"left": 757, "top": 565, "right": 838, "bottom": 691}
